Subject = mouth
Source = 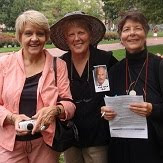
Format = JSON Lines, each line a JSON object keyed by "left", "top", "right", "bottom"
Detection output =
{"left": 128, "top": 39, "right": 139, "bottom": 42}
{"left": 74, "top": 42, "right": 83, "bottom": 47}
{"left": 29, "top": 44, "right": 40, "bottom": 48}
{"left": 127, "top": 39, "right": 141, "bottom": 45}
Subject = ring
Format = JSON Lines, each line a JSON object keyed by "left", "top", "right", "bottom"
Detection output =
{"left": 40, "top": 125, "right": 46, "bottom": 131}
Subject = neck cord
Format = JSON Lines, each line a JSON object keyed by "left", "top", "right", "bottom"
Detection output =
{"left": 125, "top": 53, "right": 149, "bottom": 101}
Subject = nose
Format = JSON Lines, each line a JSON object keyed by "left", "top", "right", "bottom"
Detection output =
{"left": 129, "top": 29, "right": 136, "bottom": 36}
{"left": 74, "top": 34, "right": 80, "bottom": 40}
{"left": 31, "top": 34, "right": 38, "bottom": 41}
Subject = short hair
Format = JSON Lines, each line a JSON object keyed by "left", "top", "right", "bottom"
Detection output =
{"left": 15, "top": 10, "right": 50, "bottom": 43}
{"left": 96, "top": 66, "right": 107, "bottom": 75}
{"left": 118, "top": 11, "right": 150, "bottom": 36}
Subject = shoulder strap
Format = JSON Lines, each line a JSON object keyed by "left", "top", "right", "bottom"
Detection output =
{"left": 53, "top": 57, "right": 57, "bottom": 86}
{"left": 53, "top": 57, "right": 74, "bottom": 103}
{"left": 159, "top": 60, "right": 163, "bottom": 94}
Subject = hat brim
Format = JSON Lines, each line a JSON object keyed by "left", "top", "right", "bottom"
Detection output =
{"left": 50, "top": 14, "right": 106, "bottom": 51}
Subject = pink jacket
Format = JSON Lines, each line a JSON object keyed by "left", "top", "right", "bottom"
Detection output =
{"left": 0, "top": 49, "right": 75, "bottom": 151}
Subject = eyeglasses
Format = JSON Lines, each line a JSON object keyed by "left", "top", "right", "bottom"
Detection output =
{"left": 74, "top": 97, "right": 93, "bottom": 104}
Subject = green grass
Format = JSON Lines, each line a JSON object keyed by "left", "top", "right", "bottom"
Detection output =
{"left": 112, "top": 45, "right": 163, "bottom": 61}
{"left": 59, "top": 153, "right": 64, "bottom": 163}
{"left": 0, "top": 44, "right": 56, "bottom": 53}
{"left": 148, "top": 31, "right": 163, "bottom": 37}
{"left": 1, "top": 44, "right": 163, "bottom": 62}
{"left": 0, "top": 32, "right": 163, "bottom": 53}
{"left": 1, "top": 38, "right": 162, "bottom": 54}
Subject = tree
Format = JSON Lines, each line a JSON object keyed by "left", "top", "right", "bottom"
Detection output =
{"left": 42, "top": 0, "right": 104, "bottom": 25}
{"left": 0, "top": 0, "right": 105, "bottom": 29}
{"left": 136, "top": 0, "right": 163, "bottom": 23}
{"left": 42, "top": 0, "right": 80, "bottom": 25}
{"left": 79, "top": 0, "right": 104, "bottom": 19}
{"left": 0, "top": 0, "right": 43, "bottom": 29}
{"left": 102, "top": 0, "right": 163, "bottom": 24}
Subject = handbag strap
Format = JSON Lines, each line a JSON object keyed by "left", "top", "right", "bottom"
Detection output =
{"left": 53, "top": 57, "right": 57, "bottom": 87}
{"left": 53, "top": 57, "right": 74, "bottom": 103}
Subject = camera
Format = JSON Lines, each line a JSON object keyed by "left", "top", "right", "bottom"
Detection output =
{"left": 19, "top": 119, "right": 35, "bottom": 131}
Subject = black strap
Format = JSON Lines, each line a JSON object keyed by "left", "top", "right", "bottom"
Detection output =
{"left": 53, "top": 57, "right": 57, "bottom": 86}
{"left": 53, "top": 57, "right": 74, "bottom": 103}
{"left": 159, "top": 60, "right": 163, "bottom": 94}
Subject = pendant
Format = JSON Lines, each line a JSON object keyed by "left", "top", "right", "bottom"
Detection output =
{"left": 129, "top": 90, "right": 136, "bottom": 96}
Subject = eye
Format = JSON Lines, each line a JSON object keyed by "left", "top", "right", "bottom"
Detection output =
{"left": 79, "top": 31, "right": 84, "bottom": 34}
{"left": 68, "top": 33, "right": 74, "bottom": 38}
{"left": 135, "top": 27, "right": 143, "bottom": 31}
{"left": 78, "top": 31, "right": 85, "bottom": 35}
{"left": 122, "top": 28, "right": 130, "bottom": 32}
{"left": 24, "top": 31, "right": 32, "bottom": 36}
{"left": 37, "top": 31, "right": 45, "bottom": 37}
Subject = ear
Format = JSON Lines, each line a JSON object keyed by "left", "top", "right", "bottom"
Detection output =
{"left": 18, "top": 36, "right": 22, "bottom": 46}
{"left": 120, "top": 38, "right": 124, "bottom": 45}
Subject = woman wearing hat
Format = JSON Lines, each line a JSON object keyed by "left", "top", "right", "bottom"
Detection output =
{"left": 101, "top": 11, "right": 163, "bottom": 163}
{"left": 50, "top": 11, "right": 118, "bottom": 163}
{"left": 0, "top": 10, "right": 75, "bottom": 163}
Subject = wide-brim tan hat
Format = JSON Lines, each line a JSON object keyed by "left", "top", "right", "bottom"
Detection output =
{"left": 50, "top": 11, "right": 106, "bottom": 51}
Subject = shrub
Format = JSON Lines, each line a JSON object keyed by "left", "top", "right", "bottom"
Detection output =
{"left": 104, "top": 32, "right": 119, "bottom": 41}
{"left": 0, "top": 33, "right": 20, "bottom": 47}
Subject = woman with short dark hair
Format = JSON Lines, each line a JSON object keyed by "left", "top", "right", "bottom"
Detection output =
{"left": 101, "top": 10, "right": 163, "bottom": 163}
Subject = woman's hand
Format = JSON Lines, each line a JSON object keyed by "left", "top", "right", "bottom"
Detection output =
{"left": 31, "top": 106, "right": 61, "bottom": 134}
{"left": 12, "top": 114, "right": 31, "bottom": 136}
{"left": 101, "top": 106, "right": 117, "bottom": 121}
{"left": 129, "top": 102, "right": 152, "bottom": 117}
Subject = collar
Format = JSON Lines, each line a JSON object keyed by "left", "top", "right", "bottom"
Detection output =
{"left": 126, "top": 48, "right": 147, "bottom": 61}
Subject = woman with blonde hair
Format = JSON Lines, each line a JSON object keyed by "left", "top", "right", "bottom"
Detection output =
{"left": 0, "top": 10, "right": 75, "bottom": 163}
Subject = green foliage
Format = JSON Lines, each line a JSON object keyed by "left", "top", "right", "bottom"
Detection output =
{"left": 102, "top": 0, "right": 122, "bottom": 21}
{"left": 102, "top": 0, "right": 163, "bottom": 24}
{"left": 0, "top": 0, "right": 103, "bottom": 29}
{"left": 137, "top": 0, "right": 163, "bottom": 23}
{"left": 42, "top": 0, "right": 104, "bottom": 25}
{"left": 0, "top": 0, "right": 43, "bottom": 28}
{"left": 59, "top": 153, "right": 64, "bottom": 163}
{"left": 79, "top": 0, "right": 104, "bottom": 19}
{"left": 104, "top": 32, "right": 119, "bottom": 40}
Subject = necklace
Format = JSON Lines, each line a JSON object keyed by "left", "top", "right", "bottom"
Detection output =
{"left": 125, "top": 53, "right": 149, "bottom": 101}
{"left": 70, "top": 56, "right": 90, "bottom": 82}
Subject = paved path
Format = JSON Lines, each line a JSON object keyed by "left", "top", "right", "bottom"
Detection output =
{"left": 1, "top": 37, "right": 163, "bottom": 57}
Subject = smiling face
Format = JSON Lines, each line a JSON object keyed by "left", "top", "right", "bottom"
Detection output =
{"left": 64, "top": 23, "right": 91, "bottom": 55}
{"left": 20, "top": 23, "right": 46, "bottom": 56}
{"left": 120, "top": 19, "right": 147, "bottom": 53}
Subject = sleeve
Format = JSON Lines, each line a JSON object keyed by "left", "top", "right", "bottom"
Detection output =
{"left": 151, "top": 104, "right": 163, "bottom": 121}
{"left": 0, "top": 58, "right": 12, "bottom": 127}
{"left": 56, "top": 58, "right": 76, "bottom": 120}
{"left": 149, "top": 57, "right": 163, "bottom": 121}
{"left": 150, "top": 59, "right": 163, "bottom": 121}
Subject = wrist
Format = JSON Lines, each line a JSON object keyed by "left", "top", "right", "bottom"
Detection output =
{"left": 8, "top": 113, "right": 16, "bottom": 125}
{"left": 55, "top": 105, "right": 63, "bottom": 116}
